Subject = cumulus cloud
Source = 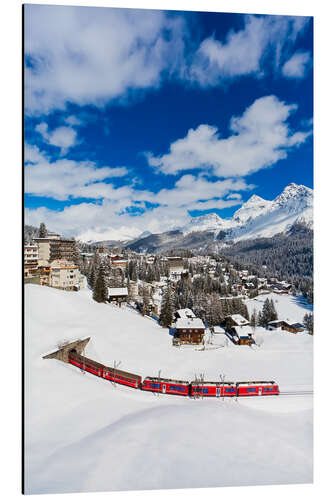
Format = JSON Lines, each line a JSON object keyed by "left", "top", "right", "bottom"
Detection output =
{"left": 148, "top": 95, "right": 312, "bottom": 177}
{"left": 24, "top": 7, "right": 311, "bottom": 114}
{"left": 64, "top": 115, "right": 83, "bottom": 127}
{"left": 35, "top": 122, "right": 78, "bottom": 155}
{"left": 25, "top": 188, "right": 242, "bottom": 241}
{"left": 24, "top": 143, "right": 253, "bottom": 238}
{"left": 24, "top": 145, "right": 129, "bottom": 200}
{"left": 282, "top": 51, "right": 311, "bottom": 78}
{"left": 150, "top": 175, "right": 252, "bottom": 210}
{"left": 188, "top": 15, "right": 310, "bottom": 86}
{"left": 24, "top": 4, "right": 187, "bottom": 114}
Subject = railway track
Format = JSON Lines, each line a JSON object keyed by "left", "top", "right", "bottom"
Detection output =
{"left": 279, "top": 390, "right": 313, "bottom": 396}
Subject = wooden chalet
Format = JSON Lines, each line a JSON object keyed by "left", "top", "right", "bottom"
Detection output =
{"left": 224, "top": 314, "right": 249, "bottom": 332}
{"left": 268, "top": 320, "right": 304, "bottom": 333}
{"left": 107, "top": 287, "right": 128, "bottom": 305}
{"left": 232, "top": 326, "right": 254, "bottom": 345}
{"left": 175, "top": 317, "right": 205, "bottom": 345}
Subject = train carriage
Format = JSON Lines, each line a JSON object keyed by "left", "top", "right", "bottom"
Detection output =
{"left": 68, "top": 351, "right": 141, "bottom": 388}
{"left": 236, "top": 381, "right": 279, "bottom": 396}
{"left": 190, "top": 381, "right": 236, "bottom": 397}
{"left": 142, "top": 377, "right": 190, "bottom": 396}
{"left": 103, "top": 366, "right": 141, "bottom": 388}
{"left": 68, "top": 351, "right": 105, "bottom": 377}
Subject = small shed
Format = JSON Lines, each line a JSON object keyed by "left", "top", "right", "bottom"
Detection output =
{"left": 108, "top": 287, "right": 128, "bottom": 304}
{"left": 212, "top": 326, "right": 226, "bottom": 335}
{"left": 232, "top": 325, "right": 254, "bottom": 345}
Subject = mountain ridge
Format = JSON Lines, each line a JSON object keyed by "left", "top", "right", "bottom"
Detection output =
{"left": 125, "top": 182, "right": 313, "bottom": 252}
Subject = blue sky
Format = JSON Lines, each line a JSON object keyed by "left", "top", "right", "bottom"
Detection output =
{"left": 24, "top": 5, "right": 313, "bottom": 241}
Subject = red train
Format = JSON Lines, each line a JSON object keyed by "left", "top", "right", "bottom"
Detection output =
{"left": 236, "top": 381, "right": 280, "bottom": 396}
{"left": 191, "top": 381, "right": 236, "bottom": 397}
{"left": 68, "top": 350, "right": 279, "bottom": 398}
{"left": 141, "top": 377, "right": 190, "bottom": 396}
{"left": 69, "top": 351, "right": 141, "bottom": 388}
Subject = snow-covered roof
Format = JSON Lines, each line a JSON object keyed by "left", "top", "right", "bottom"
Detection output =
{"left": 176, "top": 308, "right": 196, "bottom": 319}
{"left": 176, "top": 318, "right": 205, "bottom": 329}
{"left": 227, "top": 314, "right": 249, "bottom": 326}
{"left": 108, "top": 287, "right": 128, "bottom": 297}
{"left": 213, "top": 326, "right": 225, "bottom": 334}
{"left": 233, "top": 325, "right": 253, "bottom": 337}
{"left": 237, "top": 381, "right": 276, "bottom": 387}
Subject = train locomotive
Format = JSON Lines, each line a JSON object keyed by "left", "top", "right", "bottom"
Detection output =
{"left": 68, "top": 349, "right": 279, "bottom": 398}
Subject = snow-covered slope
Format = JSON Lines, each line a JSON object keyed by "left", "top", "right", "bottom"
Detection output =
{"left": 232, "top": 194, "right": 273, "bottom": 225}
{"left": 178, "top": 183, "right": 313, "bottom": 242}
{"left": 230, "top": 183, "right": 313, "bottom": 241}
{"left": 181, "top": 212, "right": 231, "bottom": 235}
{"left": 25, "top": 285, "right": 313, "bottom": 494}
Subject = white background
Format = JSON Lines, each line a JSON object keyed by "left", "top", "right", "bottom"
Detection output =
{"left": 0, "top": 0, "right": 332, "bottom": 499}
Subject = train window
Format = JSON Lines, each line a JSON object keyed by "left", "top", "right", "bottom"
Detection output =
{"left": 225, "top": 388, "right": 235, "bottom": 392}
{"left": 149, "top": 383, "right": 161, "bottom": 389}
{"left": 169, "top": 385, "right": 186, "bottom": 392}
{"left": 246, "top": 388, "right": 257, "bottom": 392}
{"left": 263, "top": 387, "right": 274, "bottom": 391}
{"left": 193, "top": 387, "right": 208, "bottom": 394}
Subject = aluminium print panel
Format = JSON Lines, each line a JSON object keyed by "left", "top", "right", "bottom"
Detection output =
{"left": 24, "top": 3, "right": 313, "bottom": 495}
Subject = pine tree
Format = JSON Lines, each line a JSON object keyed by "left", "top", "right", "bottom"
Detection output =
{"left": 93, "top": 265, "right": 108, "bottom": 303}
{"left": 303, "top": 312, "right": 314, "bottom": 335}
{"left": 260, "top": 298, "right": 278, "bottom": 326}
{"left": 72, "top": 238, "right": 82, "bottom": 266}
{"left": 269, "top": 299, "right": 278, "bottom": 321}
{"left": 160, "top": 286, "right": 174, "bottom": 328}
{"left": 141, "top": 285, "right": 150, "bottom": 316}
{"left": 250, "top": 309, "right": 258, "bottom": 328}
{"left": 38, "top": 222, "right": 47, "bottom": 238}
{"left": 87, "top": 253, "right": 100, "bottom": 289}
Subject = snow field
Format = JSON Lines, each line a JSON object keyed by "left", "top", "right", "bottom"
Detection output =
{"left": 24, "top": 285, "right": 313, "bottom": 494}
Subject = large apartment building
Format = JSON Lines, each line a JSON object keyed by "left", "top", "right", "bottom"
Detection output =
{"left": 34, "top": 236, "right": 76, "bottom": 266}
{"left": 48, "top": 259, "right": 85, "bottom": 291}
{"left": 24, "top": 244, "right": 39, "bottom": 277}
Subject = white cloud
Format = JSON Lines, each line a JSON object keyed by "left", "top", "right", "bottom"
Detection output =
{"left": 150, "top": 175, "right": 251, "bottom": 210}
{"left": 64, "top": 115, "right": 83, "bottom": 126}
{"left": 25, "top": 145, "right": 129, "bottom": 200}
{"left": 25, "top": 143, "right": 46, "bottom": 164}
{"left": 24, "top": 145, "right": 253, "bottom": 238}
{"left": 25, "top": 5, "right": 187, "bottom": 114}
{"left": 35, "top": 122, "right": 78, "bottom": 155}
{"left": 282, "top": 51, "right": 311, "bottom": 78}
{"left": 24, "top": 8, "right": 311, "bottom": 114}
{"left": 188, "top": 15, "right": 310, "bottom": 86}
{"left": 148, "top": 95, "right": 311, "bottom": 177}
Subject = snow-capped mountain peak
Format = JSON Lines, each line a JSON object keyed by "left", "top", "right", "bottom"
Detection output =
{"left": 178, "top": 183, "right": 312, "bottom": 242}
{"left": 272, "top": 183, "right": 313, "bottom": 211}
{"left": 232, "top": 194, "right": 272, "bottom": 225}
{"left": 230, "top": 183, "right": 313, "bottom": 241}
{"left": 181, "top": 213, "right": 228, "bottom": 235}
